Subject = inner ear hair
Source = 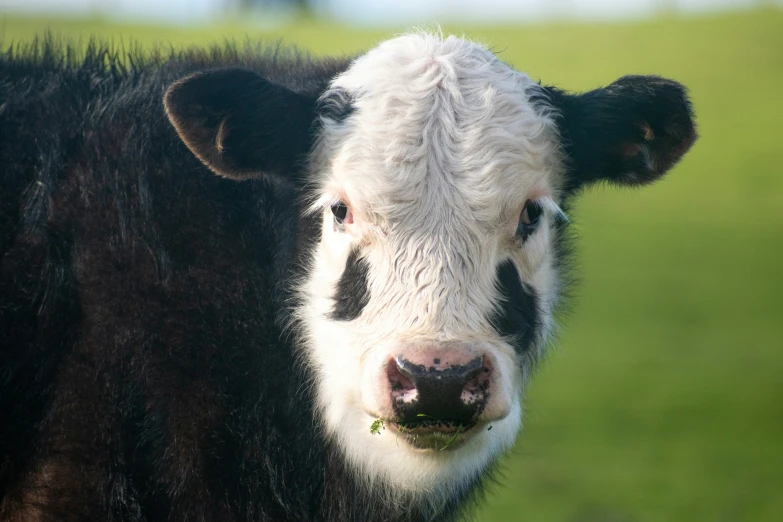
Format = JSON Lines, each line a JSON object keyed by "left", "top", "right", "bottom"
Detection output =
{"left": 545, "top": 75, "right": 697, "bottom": 191}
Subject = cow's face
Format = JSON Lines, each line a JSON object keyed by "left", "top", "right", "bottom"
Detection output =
{"left": 165, "top": 33, "right": 695, "bottom": 502}
{"left": 297, "top": 34, "right": 564, "bottom": 494}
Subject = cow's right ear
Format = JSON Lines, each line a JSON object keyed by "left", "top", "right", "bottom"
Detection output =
{"left": 164, "top": 68, "right": 317, "bottom": 182}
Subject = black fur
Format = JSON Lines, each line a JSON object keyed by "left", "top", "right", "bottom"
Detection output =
{"left": 329, "top": 248, "right": 371, "bottom": 321}
{"left": 542, "top": 75, "right": 697, "bottom": 192}
{"left": 491, "top": 260, "right": 540, "bottom": 356}
{"left": 0, "top": 38, "right": 472, "bottom": 522}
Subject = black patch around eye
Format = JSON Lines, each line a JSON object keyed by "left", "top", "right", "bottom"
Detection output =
{"left": 329, "top": 248, "right": 370, "bottom": 321}
{"left": 316, "top": 87, "right": 355, "bottom": 123}
{"left": 491, "top": 260, "right": 540, "bottom": 355}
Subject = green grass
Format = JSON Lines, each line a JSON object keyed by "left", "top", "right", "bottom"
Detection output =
{"left": 3, "top": 8, "right": 782, "bottom": 521}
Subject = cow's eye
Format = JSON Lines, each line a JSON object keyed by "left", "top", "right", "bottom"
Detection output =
{"left": 331, "top": 201, "right": 353, "bottom": 225}
{"left": 517, "top": 200, "right": 543, "bottom": 241}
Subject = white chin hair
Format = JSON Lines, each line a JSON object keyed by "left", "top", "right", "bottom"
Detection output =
{"left": 325, "top": 397, "right": 523, "bottom": 500}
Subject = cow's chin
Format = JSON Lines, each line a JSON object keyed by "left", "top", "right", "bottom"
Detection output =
{"left": 325, "top": 400, "right": 523, "bottom": 498}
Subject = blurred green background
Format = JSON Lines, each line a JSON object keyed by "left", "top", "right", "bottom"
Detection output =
{"left": 3, "top": 6, "right": 782, "bottom": 522}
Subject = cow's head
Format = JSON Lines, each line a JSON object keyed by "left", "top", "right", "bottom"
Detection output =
{"left": 165, "top": 33, "right": 695, "bottom": 503}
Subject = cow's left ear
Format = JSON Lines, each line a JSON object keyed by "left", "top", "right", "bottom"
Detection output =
{"left": 164, "top": 68, "right": 317, "bottom": 182}
{"left": 546, "top": 75, "right": 697, "bottom": 190}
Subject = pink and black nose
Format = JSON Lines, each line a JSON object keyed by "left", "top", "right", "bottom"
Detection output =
{"left": 387, "top": 355, "right": 492, "bottom": 424}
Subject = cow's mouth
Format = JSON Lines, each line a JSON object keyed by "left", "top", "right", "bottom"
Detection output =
{"left": 387, "top": 419, "right": 477, "bottom": 451}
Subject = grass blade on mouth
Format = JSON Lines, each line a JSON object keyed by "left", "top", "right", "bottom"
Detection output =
{"left": 440, "top": 423, "right": 463, "bottom": 451}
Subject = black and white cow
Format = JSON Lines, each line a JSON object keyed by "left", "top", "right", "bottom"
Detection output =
{"left": 0, "top": 33, "right": 696, "bottom": 521}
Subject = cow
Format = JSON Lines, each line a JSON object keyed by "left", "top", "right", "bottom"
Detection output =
{"left": 0, "top": 32, "right": 696, "bottom": 521}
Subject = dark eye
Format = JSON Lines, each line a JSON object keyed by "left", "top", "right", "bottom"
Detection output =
{"left": 516, "top": 200, "right": 543, "bottom": 242}
{"left": 331, "top": 201, "right": 353, "bottom": 225}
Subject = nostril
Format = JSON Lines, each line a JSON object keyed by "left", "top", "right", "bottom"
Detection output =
{"left": 394, "top": 356, "right": 413, "bottom": 382}
{"left": 462, "top": 359, "right": 493, "bottom": 405}
{"left": 386, "top": 358, "right": 415, "bottom": 392}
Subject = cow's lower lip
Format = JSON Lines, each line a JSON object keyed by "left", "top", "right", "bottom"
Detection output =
{"left": 387, "top": 420, "right": 477, "bottom": 450}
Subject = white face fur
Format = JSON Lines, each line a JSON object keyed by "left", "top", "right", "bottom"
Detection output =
{"left": 296, "top": 33, "right": 567, "bottom": 502}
